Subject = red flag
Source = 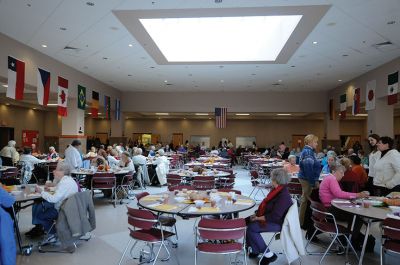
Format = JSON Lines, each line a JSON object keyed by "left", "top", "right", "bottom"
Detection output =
{"left": 57, "top": 77, "right": 68, "bottom": 117}
{"left": 6, "top": 56, "right": 25, "bottom": 100}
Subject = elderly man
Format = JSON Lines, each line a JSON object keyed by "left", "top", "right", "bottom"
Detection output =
{"left": 64, "top": 140, "right": 83, "bottom": 170}
{"left": 26, "top": 161, "right": 78, "bottom": 238}
{"left": 0, "top": 140, "right": 18, "bottom": 166}
{"left": 19, "top": 148, "right": 43, "bottom": 183}
{"left": 132, "top": 148, "right": 150, "bottom": 185}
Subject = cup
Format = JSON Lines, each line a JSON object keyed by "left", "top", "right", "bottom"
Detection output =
{"left": 362, "top": 200, "right": 370, "bottom": 208}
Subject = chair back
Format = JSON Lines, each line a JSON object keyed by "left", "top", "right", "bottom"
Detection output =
{"left": 127, "top": 207, "right": 157, "bottom": 230}
{"left": 250, "top": 170, "right": 258, "bottom": 178}
{"left": 135, "top": 191, "right": 150, "bottom": 201}
{"left": 166, "top": 174, "right": 182, "bottom": 190}
{"left": 287, "top": 182, "right": 302, "bottom": 196}
{"left": 198, "top": 218, "right": 246, "bottom": 240}
{"left": 121, "top": 171, "right": 134, "bottom": 185}
{"left": 383, "top": 217, "right": 400, "bottom": 241}
{"left": 193, "top": 176, "right": 215, "bottom": 190}
{"left": 91, "top": 172, "right": 116, "bottom": 189}
{"left": 310, "top": 200, "right": 338, "bottom": 233}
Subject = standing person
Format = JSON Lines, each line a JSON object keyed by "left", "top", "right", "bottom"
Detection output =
{"left": 367, "top": 134, "right": 380, "bottom": 195}
{"left": 153, "top": 149, "right": 169, "bottom": 186}
{"left": 0, "top": 187, "right": 16, "bottom": 265}
{"left": 373, "top": 136, "right": 400, "bottom": 196}
{"left": 0, "top": 140, "right": 18, "bottom": 166}
{"left": 64, "top": 140, "right": 83, "bottom": 170}
{"left": 298, "top": 134, "right": 321, "bottom": 229}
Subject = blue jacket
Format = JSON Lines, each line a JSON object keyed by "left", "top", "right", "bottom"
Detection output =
{"left": 0, "top": 188, "right": 16, "bottom": 265}
{"left": 298, "top": 145, "right": 321, "bottom": 187}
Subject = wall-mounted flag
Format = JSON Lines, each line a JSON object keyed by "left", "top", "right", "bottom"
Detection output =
{"left": 91, "top": 91, "right": 99, "bottom": 118}
{"left": 104, "top": 95, "right": 110, "bottom": 120}
{"left": 352, "top": 87, "right": 360, "bottom": 115}
{"left": 115, "top": 99, "right": 121, "bottom": 120}
{"left": 365, "top": 80, "right": 376, "bottom": 111}
{"left": 7, "top": 56, "right": 25, "bottom": 100}
{"left": 215, "top": 107, "right": 227, "bottom": 128}
{"left": 340, "top": 94, "right": 347, "bottom": 119}
{"left": 57, "top": 77, "right": 68, "bottom": 117}
{"left": 78, "top": 85, "right": 86, "bottom": 110}
{"left": 37, "top": 68, "right": 50, "bottom": 106}
{"left": 388, "top": 71, "right": 398, "bottom": 105}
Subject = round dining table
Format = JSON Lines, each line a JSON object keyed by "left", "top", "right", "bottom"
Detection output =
{"left": 332, "top": 198, "right": 390, "bottom": 265}
{"left": 138, "top": 191, "right": 256, "bottom": 217}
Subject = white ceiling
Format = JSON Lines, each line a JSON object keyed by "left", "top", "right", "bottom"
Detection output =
{"left": 0, "top": 0, "right": 399, "bottom": 92}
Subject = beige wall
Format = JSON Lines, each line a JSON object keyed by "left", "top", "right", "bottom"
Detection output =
{"left": 85, "top": 118, "right": 111, "bottom": 137}
{"left": 124, "top": 118, "right": 326, "bottom": 148}
{"left": 395, "top": 117, "right": 400, "bottom": 135}
{"left": 339, "top": 120, "right": 367, "bottom": 140}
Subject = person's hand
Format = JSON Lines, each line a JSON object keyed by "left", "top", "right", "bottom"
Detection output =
{"left": 249, "top": 215, "right": 257, "bottom": 222}
{"left": 357, "top": 192, "right": 368, "bottom": 198}
{"left": 35, "top": 185, "right": 43, "bottom": 193}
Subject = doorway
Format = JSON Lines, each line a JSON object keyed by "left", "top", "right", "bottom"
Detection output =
{"left": 95, "top": 133, "right": 109, "bottom": 146}
{"left": 172, "top": 133, "right": 183, "bottom": 149}
{"left": 0, "top": 127, "right": 14, "bottom": 148}
{"left": 291, "top": 135, "right": 306, "bottom": 149}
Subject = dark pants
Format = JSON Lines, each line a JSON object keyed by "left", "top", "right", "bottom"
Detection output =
{"left": 0, "top": 156, "right": 13, "bottom": 166}
{"left": 246, "top": 219, "right": 281, "bottom": 254}
{"left": 373, "top": 185, "right": 400, "bottom": 197}
{"left": 32, "top": 201, "right": 58, "bottom": 233}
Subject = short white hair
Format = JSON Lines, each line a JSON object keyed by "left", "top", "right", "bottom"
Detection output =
{"left": 137, "top": 148, "right": 143, "bottom": 155}
{"left": 49, "top": 146, "right": 55, "bottom": 151}
{"left": 271, "top": 168, "right": 291, "bottom": 185}
{"left": 8, "top": 140, "right": 16, "bottom": 147}
{"left": 158, "top": 149, "right": 165, "bottom": 156}
{"left": 288, "top": 155, "right": 296, "bottom": 161}
{"left": 56, "top": 161, "right": 71, "bottom": 175}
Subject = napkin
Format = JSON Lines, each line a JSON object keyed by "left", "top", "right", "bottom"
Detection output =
{"left": 235, "top": 199, "right": 254, "bottom": 206}
{"left": 187, "top": 206, "right": 220, "bottom": 213}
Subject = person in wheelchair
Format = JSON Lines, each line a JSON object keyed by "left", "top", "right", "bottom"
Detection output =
{"left": 25, "top": 161, "right": 78, "bottom": 238}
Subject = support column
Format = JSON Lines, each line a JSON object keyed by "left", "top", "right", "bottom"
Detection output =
{"left": 59, "top": 98, "right": 86, "bottom": 155}
{"left": 324, "top": 112, "right": 341, "bottom": 151}
{"left": 109, "top": 112, "right": 126, "bottom": 144}
{"left": 367, "top": 98, "right": 394, "bottom": 138}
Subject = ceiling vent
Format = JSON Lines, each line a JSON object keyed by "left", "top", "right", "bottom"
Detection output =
{"left": 372, "top": 41, "right": 397, "bottom": 52}
{"left": 271, "top": 83, "right": 281, "bottom": 86}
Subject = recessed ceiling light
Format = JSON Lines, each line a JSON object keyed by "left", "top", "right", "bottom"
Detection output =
{"left": 278, "top": 79, "right": 282, "bottom": 82}
{"left": 128, "top": 44, "right": 133, "bottom": 47}
{"left": 98, "top": 113, "right": 103, "bottom": 115}
{"left": 338, "top": 79, "right": 342, "bottom": 82}
{"left": 208, "top": 117, "right": 212, "bottom": 119}
{"left": 312, "top": 41, "right": 318, "bottom": 44}
{"left": 41, "top": 44, "right": 47, "bottom": 48}
{"left": 5, "top": 103, "right": 10, "bottom": 106}
{"left": 155, "top": 113, "right": 169, "bottom": 115}
{"left": 164, "top": 80, "right": 168, "bottom": 83}
{"left": 32, "top": 108, "right": 36, "bottom": 110}
{"left": 158, "top": 117, "right": 161, "bottom": 120}
{"left": 195, "top": 113, "right": 209, "bottom": 116}
{"left": 277, "top": 113, "right": 291, "bottom": 116}
{"left": 183, "top": 118, "right": 186, "bottom": 120}
{"left": 236, "top": 113, "right": 250, "bottom": 116}
{"left": 88, "top": 112, "right": 92, "bottom": 115}
{"left": 86, "top": 2, "right": 95, "bottom": 6}
{"left": 2, "top": 84, "right": 8, "bottom": 88}
{"left": 139, "top": 15, "right": 302, "bottom": 62}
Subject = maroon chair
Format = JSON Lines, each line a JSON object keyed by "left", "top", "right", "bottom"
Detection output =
{"left": 91, "top": 172, "right": 116, "bottom": 207}
{"left": 195, "top": 218, "right": 247, "bottom": 265}
{"left": 216, "top": 173, "right": 236, "bottom": 189}
{"left": 193, "top": 176, "right": 215, "bottom": 190}
{"left": 217, "top": 188, "right": 242, "bottom": 195}
{"left": 381, "top": 217, "right": 400, "bottom": 265}
{"left": 118, "top": 207, "right": 175, "bottom": 265}
{"left": 116, "top": 171, "right": 135, "bottom": 204}
{"left": 287, "top": 181, "right": 302, "bottom": 202}
{"left": 166, "top": 174, "right": 182, "bottom": 191}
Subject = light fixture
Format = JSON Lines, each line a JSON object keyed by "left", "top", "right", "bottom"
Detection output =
{"left": 128, "top": 44, "right": 133, "bottom": 47}
{"left": 312, "top": 41, "right": 318, "bottom": 44}
{"left": 2, "top": 84, "right": 8, "bottom": 88}
{"left": 139, "top": 15, "right": 302, "bottom": 62}
{"left": 235, "top": 113, "right": 250, "bottom": 116}
{"left": 155, "top": 113, "right": 169, "bottom": 115}
{"left": 278, "top": 79, "right": 282, "bottom": 82}
{"left": 338, "top": 79, "right": 342, "bottom": 82}
{"left": 277, "top": 113, "right": 292, "bottom": 116}
{"left": 195, "top": 113, "right": 209, "bottom": 116}
{"left": 41, "top": 44, "right": 47, "bottom": 48}
{"left": 32, "top": 108, "right": 36, "bottom": 110}
{"left": 208, "top": 118, "right": 212, "bottom": 120}
{"left": 5, "top": 103, "right": 10, "bottom": 106}
{"left": 164, "top": 80, "right": 168, "bottom": 83}
{"left": 220, "top": 80, "right": 224, "bottom": 83}
{"left": 88, "top": 112, "right": 92, "bottom": 115}
{"left": 356, "top": 114, "right": 368, "bottom": 117}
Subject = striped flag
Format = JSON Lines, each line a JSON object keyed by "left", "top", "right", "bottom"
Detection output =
{"left": 7, "top": 56, "right": 25, "bottom": 100}
{"left": 352, "top": 87, "right": 360, "bottom": 115}
{"left": 37, "top": 68, "right": 50, "bottom": 106}
{"left": 91, "top": 91, "right": 99, "bottom": 118}
{"left": 365, "top": 80, "right": 376, "bottom": 111}
{"left": 215, "top": 107, "right": 227, "bottom": 128}
{"left": 57, "top": 77, "right": 68, "bottom": 117}
{"left": 104, "top": 95, "right": 110, "bottom": 120}
{"left": 388, "top": 71, "right": 398, "bottom": 105}
{"left": 115, "top": 98, "right": 121, "bottom": 120}
{"left": 340, "top": 94, "right": 346, "bottom": 119}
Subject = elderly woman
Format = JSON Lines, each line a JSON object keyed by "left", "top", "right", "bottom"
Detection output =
{"left": 321, "top": 154, "right": 336, "bottom": 174}
{"left": 85, "top": 146, "right": 97, "bottom": 158}
{"left": 132, "top": 148, "right": 150, "bottom": 185}
{"left": 0, "top": 140, "right": 18, "bottom": 166}
{"left": 26, "top": 161, "right": 78, "bottom": 238}
{"left": 284, "top": 155, "right": 299, "bottom": 174}
{"left": 373, "top": 136, "right": 400, "bottom": 196}
{"left": 47, "top": 146, "right": 59, "bottom": 160}
{"left": 153, "top": 149, "right": 169, "bottom": 186}
{"left": 298, "top": 134, "right": 321, "bottom": 228}
{"left": 147, "top": 145, "right": 156, "bottom": 157}
{"left": 118, "top": 151, "right": 135, "bottom": 172}
{"left": 246, "top": 168, "right": 292, "bottom": 265}
{"left": 107, "top": 149, "right": 119, "bottom": 168}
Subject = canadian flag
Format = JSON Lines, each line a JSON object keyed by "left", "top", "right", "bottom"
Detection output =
{"left": 365, "top": 80, "right": 376, "bottom": 111}
{"left": 57, "top": 77, "right": 68, "bottom": 117}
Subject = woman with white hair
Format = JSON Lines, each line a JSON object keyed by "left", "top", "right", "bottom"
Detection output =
{"left": 132, "top": 148, "right": 150, "bottom": 185}
{"left": 0, "top": 140, "right": 18, "bottom": 166}
{"left": 148, "top": 145, "right": 156, "bottom": 157}
{"left": 284, "top": 155, "right": 300, "bottom": 174}
{"left": 47, "top": 146, "right": 59, "bottom": 160}
{"left": 153, "top": 149, "right": 169, "bottom": 186}
{"left": 118, "top": 151, "right": 135, "bottom": 172}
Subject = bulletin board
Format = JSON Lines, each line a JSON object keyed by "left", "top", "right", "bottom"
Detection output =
{"left": 22, "top": 130, "right": 39, "bottom": 147}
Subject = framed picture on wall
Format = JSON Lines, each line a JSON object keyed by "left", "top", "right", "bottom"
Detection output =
{"left": 22, "top": 130, "right": 39, "bottom": 148}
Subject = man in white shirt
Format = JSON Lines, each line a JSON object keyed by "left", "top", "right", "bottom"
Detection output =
{"left": 26, "top": 161, "right": 78, "bottom": 237}
{"left": 132, "top": 148, "right": 150, "bottom": 184}
{"left": 0, "top": 140, "right": 18, "bottom": 166}
{"left": 19, "top": 148, "right": 43, "bottom": 183}
{"left": 64, "top": 140, "right": 83, "bottom": 170}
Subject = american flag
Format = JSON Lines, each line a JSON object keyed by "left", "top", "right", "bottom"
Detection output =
{"left": 215, "top": 107, "right": 227, "bottom": 128}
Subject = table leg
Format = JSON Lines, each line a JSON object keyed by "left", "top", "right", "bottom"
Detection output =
{"left": 12, "top": 205, "right": 23, "bottom": 253}
{"left": 358, "top": 219, "right": 371, "bottom": 265}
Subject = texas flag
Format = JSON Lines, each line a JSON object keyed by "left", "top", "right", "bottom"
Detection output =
{"left": 37, "top": 68, "right": 50, "bottom": 106}
{"left": 6, "top": 56, "right": 25, "bottom": 100}
{"left": 388, "top": 71, "right": 398, "bottom": 105}
{"left": 57, "top": 77, "right": 68, "bottom": 117}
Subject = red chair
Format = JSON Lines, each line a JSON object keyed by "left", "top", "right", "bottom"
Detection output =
{"left": 195, "top": 218, "right": 247, "bottom": 265}
{"left": 118, "top": 207, "right": 175, "bottom": 265}
{"left": 287, "top": 181, "right": 302, "bottom": 202}
{"left": 91, "top": 172, "right": 116, "bottom": 207}
{"left": 193, "top": 176, "right": 215, "bottom": 190}
{"left": 116, "top": 171, "right": 135, "bottom": 204}
{"left": 381, "top": 217, "right": 400, "bottom": 265}
{"left": 166, "top": 174, "right": 182, "bottom": 191}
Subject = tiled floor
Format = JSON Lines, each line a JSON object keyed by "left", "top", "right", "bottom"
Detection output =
{"left": 15, "top": 166, "right": 394, "bottom": 265}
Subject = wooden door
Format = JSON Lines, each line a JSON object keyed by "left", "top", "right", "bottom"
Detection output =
{"left": 151, "top": 134, "right": 160, "bottom": 144}
{"left": 172, "top": 133, "right": 183, "bottom": 149}
{"left": 0, "top": 127, "right": 14, "bottom": 148}
{"left": 292, "top": 135, "right": 306, "bottom": 149}
{"left": 95, "top": 133, "right": 109, "bottom": 145}
{"left": 132, "top": 133, "right": 141, "bottom": 144}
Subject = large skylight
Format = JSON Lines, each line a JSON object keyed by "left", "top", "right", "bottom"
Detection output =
{"left": 139, "top": 15, "right": 302, "bottom": 62}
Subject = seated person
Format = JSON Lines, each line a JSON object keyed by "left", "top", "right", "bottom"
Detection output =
{"left": 246, "top": 168, "right": 293, "bottom": 265}
{"left": 177, "top": 145, "right": 186, "bottom": 153}
{"left": 85, "top": 146, "right": 97, "bottom": 159}
{"left": 31, "top": 143, "right": 41, "bottom": 157}
{"left": 358, "top": 150, "right": 369, "bottom": 169}
{"left": 153, "top": 149, "right": 169, "bottom": 186}
{"left": 321, "top": 150, "right": 337, "bottom": 167}
{"left": 131, "top": 148, "right": 150, "bottom": 185}
{"left": 107, "top": 150, "right": 119, "bottom": 167}
{"left": 340, "top": 157, "right": 364, "bottom": 192}
{"left": 19, "top": 148, "right": 43, "bottom": 183}
{"left": 349, "top": 155, "right": 368, "bottom": 189}
{"left": 147, "top": 145, "right": 156, "bottom": 157}
{"left": 47, "top": 146, "right": 59, "bottom": 160}
{"left": 219, "top": 148, "right": 229, "bottom": 158}
{"left": 118, "top": 151, "right": 135, "bottom": 172}
{"left": 26, "top": 161, "right": 78, "bottom": 238}
{"left": 283, "top": 155, "right": 299, "bottom": 174}
{"left": 321, "top": 154, "right": 336, "bottom": 174}
{"left": 210, "top": 146, "right": 219, "bottom": 155}
{"left": 91, "top": 155, "right": 108, "bottom": 168}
